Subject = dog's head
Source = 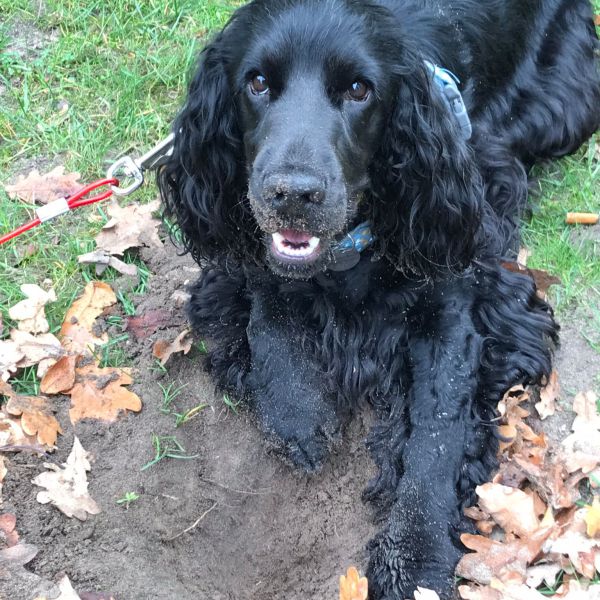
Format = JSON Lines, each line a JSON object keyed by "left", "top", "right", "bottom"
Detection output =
{"left": 159, "top": 0, "right": 483, "bottom": 279}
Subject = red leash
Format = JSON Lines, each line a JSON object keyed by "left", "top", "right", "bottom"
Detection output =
{"left": 0, "top": 178, "right": 119, "bottom": 246}
{"left": 0, "top": 133, "right": 175, "bottom": 247}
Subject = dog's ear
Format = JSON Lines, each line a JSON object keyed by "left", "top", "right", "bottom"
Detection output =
{"left": 368, "top": 61, "right": 484, "bottom": 275}
{"left": 158, "top": 34, "right": 257, "bottom": 262}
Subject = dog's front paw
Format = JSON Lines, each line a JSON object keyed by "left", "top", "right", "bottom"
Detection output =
{"left": 284, "top": 423, "right": 340, "bottom": 472}
{"left": 257, "top": 398, "right": 340, "bottom": 473}
{"left": 366, "top": 522, "right": 462, "bottom": 600}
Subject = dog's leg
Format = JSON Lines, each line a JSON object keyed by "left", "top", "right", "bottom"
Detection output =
{"left": 367, "top": 291, "right": 482, "bottom": 599}
{"left": 186, "top": 262, "right": 251, "bottom": 395}
{"left": 245, "top": 285, "right": 339, "bottom": 473}
{"left": 367, "top": 268, "right": 556, "bottom": 599}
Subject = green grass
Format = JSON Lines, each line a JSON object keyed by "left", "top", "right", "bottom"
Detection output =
{"left": 0, "top": 0, "right": 240, "bottom": 337}
{"left": 0, "top": 0, "right": 598, "bottom": 339}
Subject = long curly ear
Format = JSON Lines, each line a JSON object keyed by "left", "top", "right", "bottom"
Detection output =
{"left": 158, "top": 34, "right": 258, "bottom": 262}
{"left": 368, "top": 60, "right": 485, "bottom": 276}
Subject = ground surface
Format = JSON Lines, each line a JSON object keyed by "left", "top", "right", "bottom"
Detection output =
{"left": 0, "top": 2, "right": 599, "bottom": 600}
{"left": 3, "top": 241, "right": 378, "bottom": 600}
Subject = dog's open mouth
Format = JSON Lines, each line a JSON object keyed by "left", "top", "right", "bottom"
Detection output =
{"left": 271, "top": 229, "right": 321, "bottom": 262}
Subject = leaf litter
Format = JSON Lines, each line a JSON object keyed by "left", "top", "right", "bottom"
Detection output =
{"left": 32, "top": 437, "right": 101, "bottom": 521}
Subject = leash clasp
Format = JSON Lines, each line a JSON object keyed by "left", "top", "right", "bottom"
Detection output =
{"left": 107, "top": 132, "right": 175, "bottom": 196}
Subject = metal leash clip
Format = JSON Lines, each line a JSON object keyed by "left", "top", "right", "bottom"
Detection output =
{"left": 107, "top": 132, "right": 175, "bottom": 196}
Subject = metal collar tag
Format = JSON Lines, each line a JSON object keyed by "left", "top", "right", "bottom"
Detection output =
{"left": 425, "top": 61, "right": 472, "bottom": 140}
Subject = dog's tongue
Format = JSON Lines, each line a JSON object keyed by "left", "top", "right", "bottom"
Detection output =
{"left": 279, "top": 229, "right": 312, "bottom": 245}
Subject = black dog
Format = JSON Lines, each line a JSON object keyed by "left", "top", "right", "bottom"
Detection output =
{"left": 159, "top": 1, "right": 600, "bottom": 597}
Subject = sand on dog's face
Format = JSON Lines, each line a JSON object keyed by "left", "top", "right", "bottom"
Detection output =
{"left": 3, "top": 240, "right": 377, "bottom": 600}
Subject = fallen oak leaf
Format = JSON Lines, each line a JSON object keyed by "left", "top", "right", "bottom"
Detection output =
{"left": 339, "top": 566, "right": 368, "bottom": 600}
{"left": 10, "top": 330, "right": 64, "bottom": 377}
{"left": 56, "top": 281, "right": 117, "bottom": 354}
{"left": 457, "top": 522, "right": 555, "bottom": 586}
{"left": 572, "top": 390, "right": 600, "bottom": 431}
{"left": 0, "top": 338, "right": 24, "bottom": 381}
{"left": 561, "top": 423, "right": 600, "bottom": 474}
{"left": 94, "top": 200, "right": 162, "bottom": 256}
{"left": 585, "top": 496, "right": 600, "bottom": 538}
{"left": 153, "top": 329, "right": 193, "bottom": 366}
{"left": 8, "top": 284, "right": 56, "bottom": 334}
{"left": 78, "top": 250, "right": 138, "bottom": 277}
{"left": 0, "top": 380, "right": 62, "bottom": 447}
{"left": 67, "top": 363, "right": 142, "bottom": 423}
{"left": 125, "top": 309, "right": 172, "bottom": 340}
{"left": 54, "top": 574, "right": 82, "bottom": 599}
{"left": 32, "top": 436, "right": 101, "bottom": 520}
{"left": 0, "top": 542, "right": 38, "bottom": 568}
{"left": 476, "top": 482, "right": 540, "bottom": 537}
{"left": 40, "top": 355, "right": 78, "bottom": 395}
{"left": 535, "top": 370, "right": 559, "bottom": 420}
{"left": 4, "top": 166, "right": 81, "bottom": 204}
{"left": 0, "top": 513, "right": 19, "bottom": 547}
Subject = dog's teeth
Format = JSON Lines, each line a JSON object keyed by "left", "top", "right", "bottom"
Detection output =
{"left": 271, "top": 232, "right": 320, "bottom": 258}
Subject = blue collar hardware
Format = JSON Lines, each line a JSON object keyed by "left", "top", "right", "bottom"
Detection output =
{"left": 328, "top": 62, "right": 471, "bottom": 271}
{"left": 329, "top": 221, "right": 375, "bottom": 271}
{"left": 425, "top": 61, "right": 472, "bottom": 140}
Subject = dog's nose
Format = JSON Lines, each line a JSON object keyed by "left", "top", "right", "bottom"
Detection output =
{"left": 263, "top": 173, "right": 325, "bottom": 206}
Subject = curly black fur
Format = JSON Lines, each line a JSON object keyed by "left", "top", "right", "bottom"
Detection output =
{"left": 159, "top": 1, "right": 599, "bottom": 597}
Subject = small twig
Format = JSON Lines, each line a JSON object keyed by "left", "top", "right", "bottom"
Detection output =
{"left": 0, "top": 444, "right": 47, "bottom": 454}
{"left": 166, "top": 502, "right": 218, "bottom": 541}
{"left": 199, "top": 477, "right": 273, "bottom": 496}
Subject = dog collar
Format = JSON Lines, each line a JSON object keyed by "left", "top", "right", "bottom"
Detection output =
{"left": 329, "top": 221, "right": 375, "bottom": 271}
{"left": 425, "top": 61, "right": 472, "bottom": 140}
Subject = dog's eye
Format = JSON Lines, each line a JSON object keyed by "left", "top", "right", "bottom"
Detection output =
{"left": 346, "top": 80, "right": 370, "bottom": 102}
{"left": 250, "top": 74, "right": 269, "bottom": 95}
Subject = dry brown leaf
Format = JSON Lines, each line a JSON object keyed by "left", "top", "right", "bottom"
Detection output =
{"left": 78, "top": 249, "right": 138, "bottom": 277}
{"left": 41, "top": 355, "right": 78, "bottom": 395}
{"left": 8, "top": 284, "right": 56, "bottom": 334}
{"left": 0, "top": 513, "right": 19, "bottom": 547}
{"left": 0, "top": 542, "right": 38, "bottom": 569}
{"left": 339, "top": 566, "right": 368, "bottom": 600}
{"left": 1, "top": 380, "right": 62, "bottom": 447}
{"left": 0, "top": 409, "right": 40, "bottom": 451}
{"left": 536, "top": 370, "right": 559, "bottom": 420}
{"left": 510, "top": 452, "right": 577, "bottom": 510}
{"left": 32, "top": 436, "right": 101, "bottom": 520}
{"left": 525, "top": 563, "right": 562, "bottom": 589}
{"left": 67, "top": 363, "right": 142, "bottom": 423}
{"left": 57, "top": 281, "right": 116, "bottom": 354}
{"left": 572, "top": 390, "right": 600, "bottom": 431}
{"left": 53, "top": 574, "right": 82, "bottom": 599}
{"left": 10, "top": 330, "right": 64, "bottom": 377}
{"left": 4, "top": 166, "right": 81, "bottom": 204}
{"left": 497, "top": 386, "right": 545, "bottom": 453}
{"left": 476, "top": 483, "right": 540, "bottom": 537}
{"left": 94, "top": 200, "right": 162, "bottom": 256}
{"left": 544, "top": 508, "right": 600, "bottom": 579}
{"left": 585, "top": 496, "right": 600, "bottom": 538}
{"left": 457, "top": 524, "right": 554, "bottom": 586}
{"left": 152, "top": 329, "right": 193, "bottom": 366}
{"left": 561, "top": 423, "right": 600, "bottom": 474}
{"left": 125, "top": 309, "right": 172, "bottom": 340}
{"left": 0, "top": 338, "right": 24, "bottom": 381}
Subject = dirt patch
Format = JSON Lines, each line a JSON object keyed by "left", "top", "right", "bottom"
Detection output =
{"left": 3, "top": 237, "right": 600, "bottom": 599}
{"left": 2, "top": 240, "right": 377, "bottom": 600}
{"left": 4, "top": 18, "right": 57, "bottom": 62}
